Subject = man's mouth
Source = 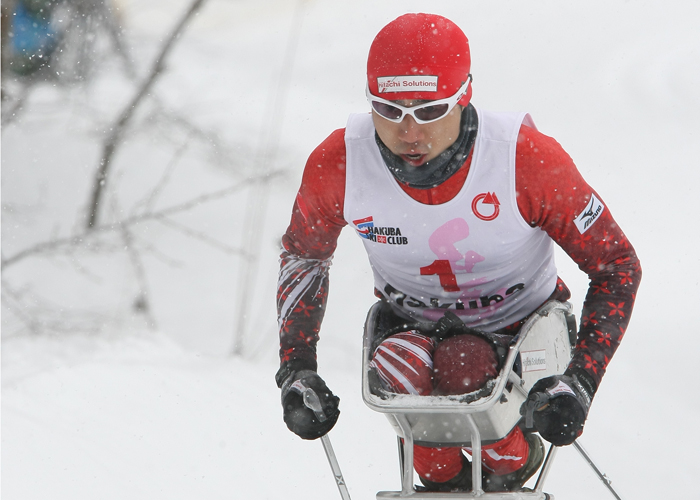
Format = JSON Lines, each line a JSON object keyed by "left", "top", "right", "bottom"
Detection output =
{"left": 400, "top": 153, "right": 427, "bottom": 166}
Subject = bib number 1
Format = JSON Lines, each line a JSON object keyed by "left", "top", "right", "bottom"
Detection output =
{"left": 420, "top": 259, "right": 459, "bottom": 292}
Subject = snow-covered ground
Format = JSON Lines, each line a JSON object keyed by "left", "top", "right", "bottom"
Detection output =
{"left": 3, "top": 1, "right": 699, "bottom": 498}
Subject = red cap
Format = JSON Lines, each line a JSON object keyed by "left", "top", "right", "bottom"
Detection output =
{"left": 367, "top": 13, "right": 472, "bottom": 105}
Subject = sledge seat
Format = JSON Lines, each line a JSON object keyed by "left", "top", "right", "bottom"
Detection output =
{"left": 361, "top": 300, "right": 575, "bottom": 500}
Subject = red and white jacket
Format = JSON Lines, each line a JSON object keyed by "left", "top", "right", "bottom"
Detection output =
{"left": 277, "top": 110, "right": 641, "bottom": 389}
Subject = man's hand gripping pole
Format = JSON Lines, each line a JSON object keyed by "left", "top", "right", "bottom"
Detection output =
{"left": 298, "top": 381, "right": 352, "bottom": 500}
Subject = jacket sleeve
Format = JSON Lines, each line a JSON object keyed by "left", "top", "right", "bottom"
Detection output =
{"left": 515, "top": 125, "right": 642, "bottom": 391}
{"left": 277, "top": 128, "right": 348, "bottom": 371}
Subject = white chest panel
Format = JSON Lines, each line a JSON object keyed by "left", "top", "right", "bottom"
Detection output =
{"left": 343, "top": 109, "right": 557, "bottom": 331}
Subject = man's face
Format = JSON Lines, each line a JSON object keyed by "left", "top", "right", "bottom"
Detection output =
{"left": 372, "top": 103, "right": 463, "bottom": 167}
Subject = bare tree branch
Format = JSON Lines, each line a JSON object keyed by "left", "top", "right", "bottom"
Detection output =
{"left": 132, "top": 138, "right": 191, "bottom": 218}
{"left": 86, "top": 0, "right": 209, "bottom": 230}
{"left": 2, "top": 170, "right": 284, "bottom": 270}
{"left": 1, "top": 284, "right": 39, "bottom": 334}
{"left": 139, "top": 169, "right": 284, "bottom": 222}
{"left": 1, "top": 279, "right": 117, "bottom": 337}
{"left": 119, "top": 225, "right": 157, "bottom": 329}
{"left": 153, "top": 216, "right": 246, "bottom": 257}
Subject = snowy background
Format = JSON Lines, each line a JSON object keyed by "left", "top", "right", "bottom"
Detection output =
{"left": 2, "top": 0, "right": 699, "bottom": 498}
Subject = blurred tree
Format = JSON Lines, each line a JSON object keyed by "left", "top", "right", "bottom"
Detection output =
{"left": 86, "top": 0, "right": 207, "bottom": 230}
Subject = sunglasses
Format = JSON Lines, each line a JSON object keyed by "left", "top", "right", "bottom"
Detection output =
{"left": 366, "top": 75, "right": 472, "bottom": 124}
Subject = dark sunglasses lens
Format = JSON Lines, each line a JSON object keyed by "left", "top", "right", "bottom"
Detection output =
{"left": 372, "top": 101, "right": 403, "bottom": 120}
{"left": 414, "top": 104, "right": 449, "bottom": 122}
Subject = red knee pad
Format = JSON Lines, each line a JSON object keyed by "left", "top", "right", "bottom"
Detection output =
{"left": 413, "top": 444, "right": 465, "bottom": 483}
{"left": 370, "top": 331, "right": 436, "bottom": 396}
{"left": 432, "top": 334, "right": 499, "bottom": 395}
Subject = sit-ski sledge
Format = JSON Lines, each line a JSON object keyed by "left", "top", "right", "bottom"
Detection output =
{"left": 358, "top": 300, "right": 622, "bottom": 500}
{"left": 299, "top": 300, "right": 623, "bottom": 500}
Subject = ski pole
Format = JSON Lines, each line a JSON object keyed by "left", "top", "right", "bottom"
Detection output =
{"left": 573, "top": 440, "right": 623, "bottom": 500}
{"left": 301, "top": 385, "right": 352, "bottom": 500}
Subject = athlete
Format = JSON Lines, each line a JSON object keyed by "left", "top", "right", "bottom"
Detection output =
{"left": 276, "top": 13, "right": 641, "bottom": 492}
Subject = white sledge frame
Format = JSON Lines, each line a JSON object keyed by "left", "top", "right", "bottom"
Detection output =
{"left": 362, "top": 300, "right": 574, "bottom": 500}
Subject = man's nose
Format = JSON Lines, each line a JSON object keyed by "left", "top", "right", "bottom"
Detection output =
{"left": 399, "top": 115, "right": 423, "bottom": 143}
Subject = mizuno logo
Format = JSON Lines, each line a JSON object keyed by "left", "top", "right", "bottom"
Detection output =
{"left": 574, "top": 194, "right": 605, "bottom": 234}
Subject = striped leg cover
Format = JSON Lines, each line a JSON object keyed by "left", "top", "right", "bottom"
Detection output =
{"left": 369, "top": 331, "right": 436, "bottom": 396}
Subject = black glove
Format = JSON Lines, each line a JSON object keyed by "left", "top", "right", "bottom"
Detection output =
{"left": 521, "top": 370, "right": 596, "bottom": 446}
{"left": 277, "top": 366, "right": 340, "bottom": 440}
